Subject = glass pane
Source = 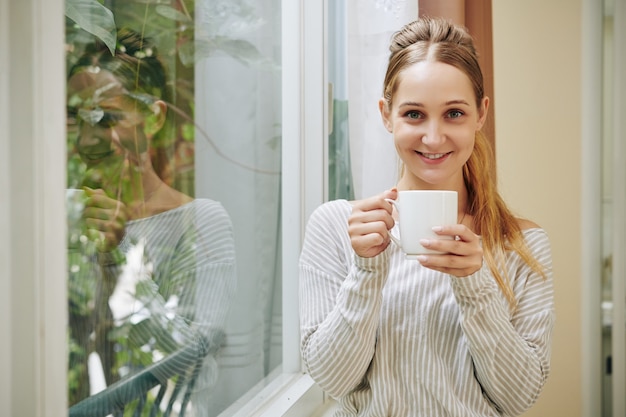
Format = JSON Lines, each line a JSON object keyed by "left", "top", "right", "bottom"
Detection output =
{"left": 328, "top": 0, "right": 354, "bottom": 201}
{"left": 65, "top": 1, "right": 282, "bottom": 416}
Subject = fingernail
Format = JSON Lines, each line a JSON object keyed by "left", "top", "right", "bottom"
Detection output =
{"left": 420, "top": 239, "right": 431, "bottom": 247}
{"left": 416, "top": 255, "right": 428, "bottom": 263}
{"left": 432, "top": 226, "right": 443, "bottom": 232}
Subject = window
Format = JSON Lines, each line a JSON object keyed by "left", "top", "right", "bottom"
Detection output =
{"left": 2, "top": 0, "right": 402, "bottom": 415}
{"left": 64, "top": 1, "right": 286, "bottom": 415}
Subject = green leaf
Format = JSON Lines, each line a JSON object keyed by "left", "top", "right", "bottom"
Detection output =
{"left": 65, "top": 0, "right": 117, "bottom": 55}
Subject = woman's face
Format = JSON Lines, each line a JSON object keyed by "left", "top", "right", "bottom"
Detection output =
{"left": 67, "top": 69, "right": 150, "bottom": 169}
{"left": 380, "top": 60, "right": 488, "bottom": 191}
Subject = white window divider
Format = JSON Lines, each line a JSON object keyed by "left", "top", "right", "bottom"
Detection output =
{"left": 610, "top": 0, "right": 626, "bottom": 415}
{"left": 581, "top": 0, "right": 604, "bottom": 415}
{"left": 1, "top": 0, "right": 67, "bottom": 416}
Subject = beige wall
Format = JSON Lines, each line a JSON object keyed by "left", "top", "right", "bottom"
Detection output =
{"left": 493, "top": 1, "right": 583, "bottom": 416}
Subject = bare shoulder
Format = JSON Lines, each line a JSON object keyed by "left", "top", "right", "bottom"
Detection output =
{"left": 516, "top": 217, "right": 541, "bottom": 230}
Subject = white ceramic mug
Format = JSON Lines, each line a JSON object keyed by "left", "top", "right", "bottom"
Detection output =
{"left": 386, "top": 190, "right": 458, "bottom": 258}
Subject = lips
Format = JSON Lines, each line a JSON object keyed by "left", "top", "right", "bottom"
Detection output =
{"left": 417, "top": 151, "right": 452, "bottom": 162}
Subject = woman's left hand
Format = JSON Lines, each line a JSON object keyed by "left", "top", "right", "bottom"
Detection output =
{"left": 416, "top": 224, "right": 483, "bottom": 277}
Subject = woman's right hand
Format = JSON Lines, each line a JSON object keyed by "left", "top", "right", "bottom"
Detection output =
{"left": 348, "top": 188, "right": 397, "bottom": 258}
{"left": 83, "top": 187, "right": 129, "bottom": 252}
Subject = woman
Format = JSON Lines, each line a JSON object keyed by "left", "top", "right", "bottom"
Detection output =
{"left": 66, "top": 28, "right": 236, "bottom": 415}
{"left": 299, "top": 17, "right": 554, "bottom": 416}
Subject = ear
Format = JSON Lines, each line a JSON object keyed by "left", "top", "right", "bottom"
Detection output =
{"left": 145, "top": 100, "right": 167, "bottom": 136}
{"left": 476, "top": 96, "right": 490, "bottom": 131}
{"left": 379, "top": 98, "right": 393, "bottom": 133}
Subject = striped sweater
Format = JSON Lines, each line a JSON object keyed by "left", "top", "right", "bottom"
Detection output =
{"left": 103, "top": 198, "right": 237, "bottom": 340}
{"left": 299, "top": 200, "right": 555, "bottom": 417}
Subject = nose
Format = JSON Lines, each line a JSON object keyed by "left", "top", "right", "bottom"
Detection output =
{"left": 76, "top": 123, "right": 103, "bottom": 148}
{"left": 421, "top": 121, "right": 445, "bottom": 146}
{"left": 75, "top": 124, "right": 115, "bottom": 159}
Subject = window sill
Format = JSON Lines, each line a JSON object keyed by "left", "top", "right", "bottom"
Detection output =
{"left": 218, "top": 371, "right": 327, "bottom": 417}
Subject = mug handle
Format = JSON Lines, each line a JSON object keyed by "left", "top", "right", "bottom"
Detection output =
{"left": 384, "top": 198, "right": 401, "bottom": 247}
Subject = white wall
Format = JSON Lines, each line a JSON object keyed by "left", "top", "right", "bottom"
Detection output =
{"left": 493, "top": 1, "right": 583, "bottom": 416}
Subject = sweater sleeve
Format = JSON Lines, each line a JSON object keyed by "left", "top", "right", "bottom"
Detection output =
{"left": 450, "top": 228, "right": 555, "bottom": 416}
{"left": 299, "top": 201, "right": 388, "bottom": 398}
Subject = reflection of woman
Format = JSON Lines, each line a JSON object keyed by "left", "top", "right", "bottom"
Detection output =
{"left": 299, "top": 18, "right": 554, "bottom": 416}
{"left": 66, "top": 28, "right": 236, "bottom": 414}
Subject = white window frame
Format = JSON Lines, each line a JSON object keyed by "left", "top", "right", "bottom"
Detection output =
{"left": 0, "top": 0, "right": 332, "bottom": 415}
{"left": 581, "top": 0, "right": 626, "bottom": 416}
{"left": 1, "top": 0, "right": 67, "bottom": 416}
{"left": 607, "top": 0, "right": 626, "bottom": 415}
{"left": 580, "top": 0, "right": 604, "bottom": 415}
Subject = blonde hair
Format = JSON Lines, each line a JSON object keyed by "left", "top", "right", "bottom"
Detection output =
{"left": 384, "top": 17, "right": 545, "bottom": 307}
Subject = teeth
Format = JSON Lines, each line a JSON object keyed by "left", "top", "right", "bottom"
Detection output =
{"left": 422, "top": 152, "right": 447, "bottom": 159}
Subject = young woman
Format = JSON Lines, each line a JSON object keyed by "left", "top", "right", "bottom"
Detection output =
{"left": 299, "top": 17, "right": 554, "bottom": 416}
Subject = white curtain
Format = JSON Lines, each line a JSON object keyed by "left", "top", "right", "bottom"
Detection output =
{"left": 345, "top": 0, "right": 417, "bottom": 199}
{"left": 194, "top": 0, "right": 282, "bottom": 414}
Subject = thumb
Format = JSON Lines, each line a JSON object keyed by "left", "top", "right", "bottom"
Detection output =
{"left": 380, "top": 187, "right": 398, "bottom": 217}
{"left": 383, "top": 186, "right": 398, "bottom": 201}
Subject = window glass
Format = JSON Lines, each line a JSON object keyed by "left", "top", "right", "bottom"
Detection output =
{"left": 328, "top": 0, "right": 354, "bottom": 201}
{"left": 65, "top": 1, "right": 281, "bottom": 416}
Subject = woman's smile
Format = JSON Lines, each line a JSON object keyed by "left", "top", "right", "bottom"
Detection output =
{"left": 416, "top": 151, "right": 452, "bottom": 163}
{"left": 380, "top": 60, "right": 488, "bottom": 189}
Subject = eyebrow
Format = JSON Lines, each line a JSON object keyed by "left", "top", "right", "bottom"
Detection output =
{"left": 398, "top": 99, "right": 471, "bottom": 108}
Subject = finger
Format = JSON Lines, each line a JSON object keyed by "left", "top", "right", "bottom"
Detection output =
{"left": 349, "top": 219, "right": 392, "bottom": 239}
{"left": 382, "top": 187, "right": 398, "bottom": 201}
{"left": 83, "top": 206, "right": 108, "bottom": 221}
{"left": 83, "top": 187, "right": 109, "bottom": 201}
{"left": 84, "top": 187, "right": 125, "bottom": 210}
{"left": 84, "top": 206, "right": 128, "bottom": 224}
{"left": 84, "top": 218, "right": 123, "bottom": 236}
{"left": 416, "top": 253, "right": 483, "bottom": 277}
{"left": 353, "top": 197, "right": 392, "bottom": 216}
{"left": 349, "top": 209, "right": 395, "bottom": 231}
{"left": 352, "top": 232, "right": 387, "bottom": 247}
{"left": 432, "top": 224, "right": 479, "bottom": 243}
{"left": 353, "top": 188, "right": 398, "bottom": 213}
{"left": 419, "top": 237, "right": 477, "bottom": 256}
{"left": 89, "top": 194, "right": 123, "bottom": 211}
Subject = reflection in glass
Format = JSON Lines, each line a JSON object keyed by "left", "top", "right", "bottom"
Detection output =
{"left": 65, "top": 1, "right": 282, "bottom": 415}
{"left": 66, "top": 28, "right": 237, "bottom": 416}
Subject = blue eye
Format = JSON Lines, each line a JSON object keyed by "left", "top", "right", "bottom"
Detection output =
{"left": 447, "top": 110, "right": 464, "bottom": 119}
{"left": 405, "top": 110, "right": 423, "bottom": 119}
